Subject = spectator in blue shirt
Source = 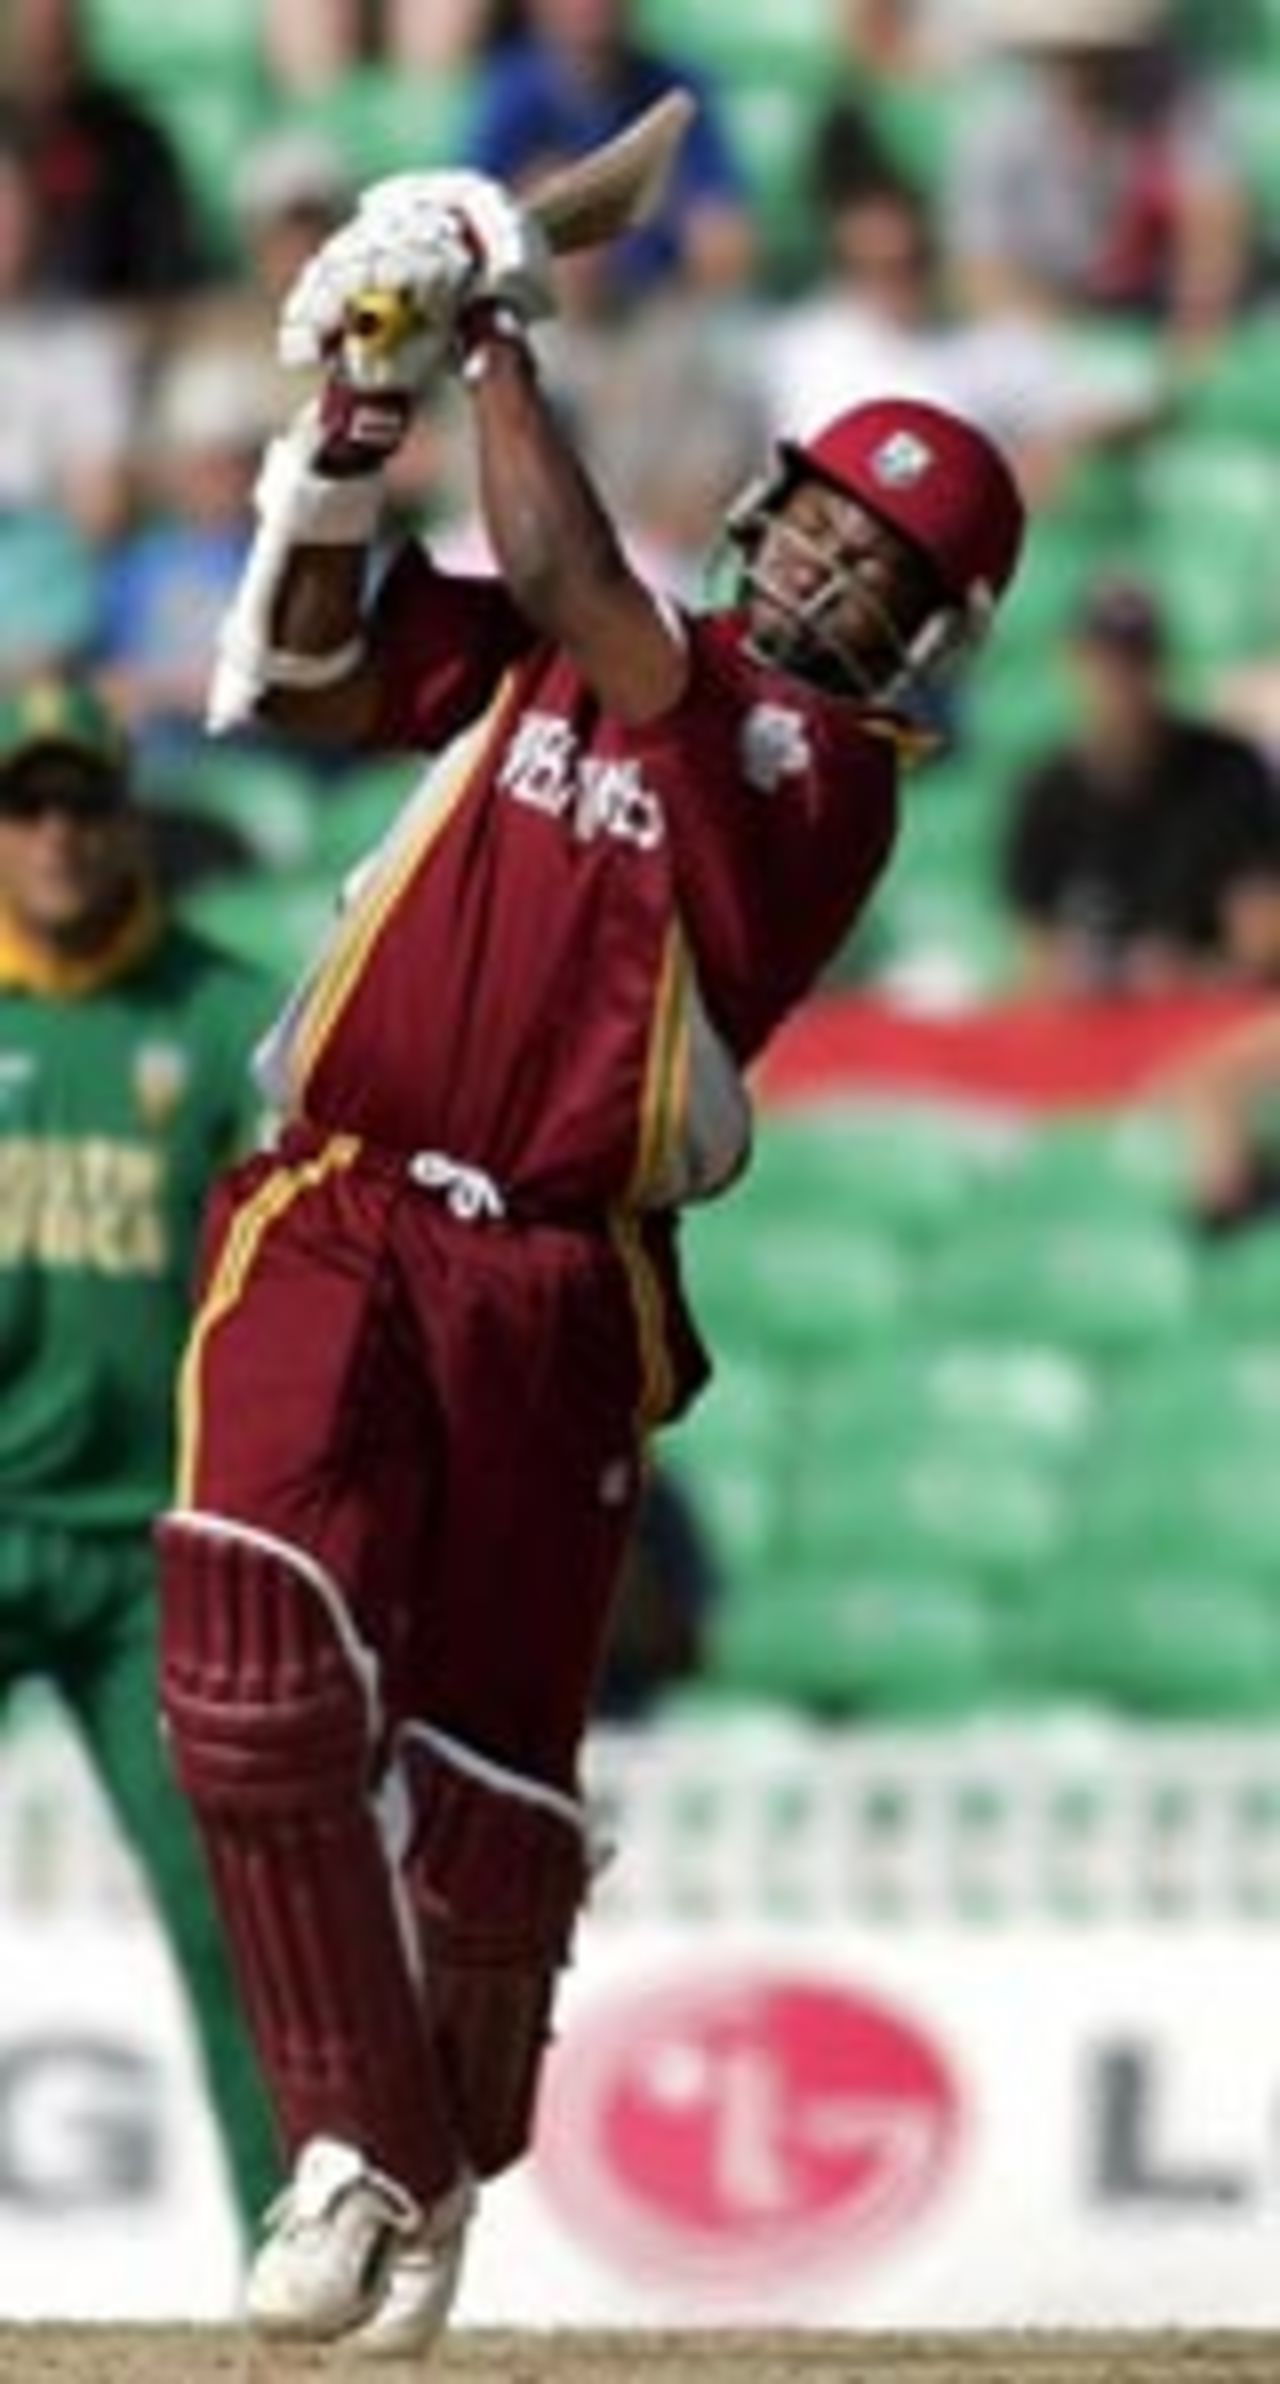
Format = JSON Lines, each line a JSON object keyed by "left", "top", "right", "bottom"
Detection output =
{"left": 465, "top": 0, "right": 756, "bottom": 303}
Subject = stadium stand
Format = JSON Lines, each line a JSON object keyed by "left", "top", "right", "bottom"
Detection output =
{"left": 23, "top": 0, "right": 1280, "bottom": 1735}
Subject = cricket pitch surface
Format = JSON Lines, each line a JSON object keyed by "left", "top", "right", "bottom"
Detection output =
{"left": 2, "top": 2332, "right": 1279, "bottom": 2384}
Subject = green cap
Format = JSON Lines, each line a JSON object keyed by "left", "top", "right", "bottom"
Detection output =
{"left": 0, "top": 677, "right": 130, "bottom": 793}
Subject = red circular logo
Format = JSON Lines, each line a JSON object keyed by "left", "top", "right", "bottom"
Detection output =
{"left": 535, "top": 1968, "right": 961, "bottom": 2291}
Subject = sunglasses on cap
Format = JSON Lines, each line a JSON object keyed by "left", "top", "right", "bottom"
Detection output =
{"left": 0, "top": 756, "right": 128, "bottom": 823}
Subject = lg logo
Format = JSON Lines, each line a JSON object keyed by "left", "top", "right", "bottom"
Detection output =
{"left": 536, "top": 1969, "right": 960, "bottom": 2290}
{"left": 0, "top": 2038, "right": 160, "bottom": 2211}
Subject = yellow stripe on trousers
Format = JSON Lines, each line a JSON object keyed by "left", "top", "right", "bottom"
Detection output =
{"left": 174, "top": 1134, "right": 361, "bottom": 1507}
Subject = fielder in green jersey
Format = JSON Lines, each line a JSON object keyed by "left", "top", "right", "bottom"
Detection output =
{"left": 0, "top": 674, "right": 281, "bottom": 2239}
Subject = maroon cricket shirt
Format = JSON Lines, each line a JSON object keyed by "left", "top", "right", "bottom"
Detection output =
{"left": 258, "top": 549, "right": 899, "bottom": 1215}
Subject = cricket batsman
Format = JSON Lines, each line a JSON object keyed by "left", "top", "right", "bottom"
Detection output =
{"left": 154, "top": 138, "right": 1025, "bottom": 2360}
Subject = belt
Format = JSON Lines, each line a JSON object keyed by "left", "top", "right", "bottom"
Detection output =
{"left": 275, "top": 1119, "right": 618, "bottom": 1234}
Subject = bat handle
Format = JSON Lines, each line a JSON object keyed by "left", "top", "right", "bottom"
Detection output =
{"left": 342, "top": 288, "right": 425, "bottom": 365}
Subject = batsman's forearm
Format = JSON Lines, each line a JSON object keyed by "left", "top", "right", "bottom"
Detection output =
{"left": 258, "top": 545, "right": 384, "bottom": 741}
{"left": 468, "top": 337, "right": 631, "bottom": 626}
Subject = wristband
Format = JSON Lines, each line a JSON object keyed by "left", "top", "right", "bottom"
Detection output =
{"left": 455, "top": 300, "right": 531, "bottom": 389}
{"left": 206, "top": 401, "right": 384, "bottom": 732}
{"left": 314, "top": 379, "right": 415, "bottom": 478}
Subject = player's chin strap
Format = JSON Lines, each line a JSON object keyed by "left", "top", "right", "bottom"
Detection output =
{"left": 206, "top": 397, "right": 382, "bottom": 735}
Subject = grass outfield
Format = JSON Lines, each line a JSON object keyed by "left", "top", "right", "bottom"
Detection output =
{"left": 2, "top": 2334, "right": 1280, "bottom": 2384}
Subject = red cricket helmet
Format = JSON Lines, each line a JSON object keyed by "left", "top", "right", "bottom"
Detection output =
{"left": 781, "top": 397, "right": 1025, "bottom": 609}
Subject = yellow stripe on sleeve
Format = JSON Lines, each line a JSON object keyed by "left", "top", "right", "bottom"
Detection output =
{"left": 628, "top": 924, "right": 691, "bottom": 1207}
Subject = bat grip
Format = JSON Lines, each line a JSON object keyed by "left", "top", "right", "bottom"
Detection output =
{"left": 342, "top": 288, "right": 424, "bottom": 364}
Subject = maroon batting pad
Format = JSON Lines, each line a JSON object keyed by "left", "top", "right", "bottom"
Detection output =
{"left": 158, "top": 1518, "right": 460, "bottom": 2207}
{"left": 398, "top": 1729, "right": 589, "bottom": 2177}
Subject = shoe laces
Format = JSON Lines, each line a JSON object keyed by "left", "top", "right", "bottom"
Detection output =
{"left": 263, "top": 2137, "right": 423, "bottom": 2237}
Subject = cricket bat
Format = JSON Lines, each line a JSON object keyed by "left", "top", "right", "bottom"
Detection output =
{"left": 344, "top": 88, "right": 697, "bottom": 364}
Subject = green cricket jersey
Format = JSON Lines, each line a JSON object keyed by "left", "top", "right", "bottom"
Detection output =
{"left": 0, "top": 903, "right": 276, "bottom": 1529}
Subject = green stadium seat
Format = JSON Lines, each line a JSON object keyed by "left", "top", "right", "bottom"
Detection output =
{"left": 799, "top": 1340, "right": 1097, "bottom": 1470}
{"left": 309, "top": 762, "right": 417, "bottom": 877}
{"left": 707, "top": 1561, "right": 1002, "bottom": 1718}
{"left": 0, "top": 512, "right": 98, "bottom": 670}
{"left": 292, "top": 67, "right": 477, "bottom": 185}
{"left": 175, "top": 750, "right": 321, "bottom": 872}
{"left": 874, "top": 877, "right": 1013, "bottom": 1003}
{"left": 670, "top": 1449, "right": 784, "bottom": 1597}
{"left": 714, "top": 78, "right": 825, "bottom": 284}
{"left": 1033, "top": 1562, "right": 1280, "bottom": 1720}
{"left": 84, "top": 0, "right": 263, "bottom": 83}
{"left": 1197, "top": 1228, "right": 1280, "bottom": 1343}
{"left": 987, "top": 1115, "right": 1184, "bottom": 1231}
{"left": 1135, "top": 435, "right": 1280, "bottom": 669}
{"left": 962, "top": 656, "right": 1078, "bottom": 771}
{"left": 742, "top": 1103, "right": 997, "bottom": 1244}
{"left": 1222, "top": 75, "right": 1280, "bottom": 225}
{"left": 865, "top": 79, "right": 960, "bottom": 198}
{"left": 671, "top": 1351, "right": 796, "bottom": 1478}
{"left": 894, "top": 773, "right": 1003, "bottom": 884}
{"left": 180, "top": 868, "right": 338, "bottom": 979}
{"left": 986, "top": 516, "right": 1120, "bottom": 666}
{"left": 635, "top": 0, "right": 840, "bottom": 80}
{"left": 788, "top": 1435, "right": 1070, "bottom": 1580}
{"left": 149, "top": 78, "right": 269, "bottom": 261}
{"left": 925, "top": 1215, "right": 1196, "bottom": 1353}
{"left": 684, "top": 1210, "right": 912, "bottom": 1363}
{"left": 667, "top": 1351, "right": 796, "bottom": 1593}
{"left": 1175, "top": 315, "right": 1280, "bottom": 442}
{"left": 1072, "top": 1435, "right": 1280, "bottom": 1579}
{"left": 1102, "top": 1344, "right": 1280, "bottom": 1448}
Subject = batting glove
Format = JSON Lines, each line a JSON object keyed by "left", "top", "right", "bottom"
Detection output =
{"left": 278, "top": 202, "right": 472, "bottom": 393}
{"left": 359, "top": 168, "right": 556, "bottom": 327}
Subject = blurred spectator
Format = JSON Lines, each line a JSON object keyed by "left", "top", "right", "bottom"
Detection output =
{"left": 233, "top": 126, "right": 356, "bottom": 317}
{"left": 422, "top": 252, "right": 764, "bottom": 595}
{"left": 465, "top": 0, "right": 756, "bottom": 302}
{"left": 0, "top": 114, "right": 134, "bottom": 544}
{"left": 263, "top": 0, "right": 502, "bottom": 93}
{"left": 419, "top": 101, "right": 765, "bottom": 586}
{"left": 92, "top": 350, "right": 277, "bottom": 788}
{"left": 1001, "top": 578, "right": 1280, "bottom": 999}
{"left": 1, "top": 0, "right": 208, "bottom": 304}
{"left": 0, "top": 110, "right": 132, "bottom": 687}
{"left": 947, "top": 0, "right": 1251, "bottom": 351}
{"left": 1158, "top": 1004, "right": 1280, "bottom": 1236}
{"left": 840, "top": 0, "right": 987, "bottom": 73}
{"left": 179, "top": 126, "right": 481, "bottom": 563}
{"left": 757, "top": 135, "right": 1164, "bottom": 507}
{"left": 176, "top": 127, "right": 356, "bottom": 434}
{"left": 0, "top": 672, "right": 279, "bottom": 2238}
{"left": 541, "top": 236, "right": 764, "bottom": 591}
{"left": 596, "top": 1468, "right": 720, "bottom": 1721}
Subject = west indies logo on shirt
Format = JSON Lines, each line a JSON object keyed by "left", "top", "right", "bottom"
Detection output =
{"left": 740, "top": 703, "right": 813, "bottom": 794}
{"left": 534, "top": 1965, "right": 960, "bottom": 2292}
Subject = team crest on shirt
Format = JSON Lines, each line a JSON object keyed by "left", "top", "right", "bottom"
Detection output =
{"left": 132, "top": 1040, "right": 189, "bottom": 1129}
{"left": 740, "top": 703, "right": 813, "bottom": 794}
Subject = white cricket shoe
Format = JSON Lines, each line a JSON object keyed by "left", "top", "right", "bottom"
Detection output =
{"left": 246, "top": 2135, "right": 467, "bottom": 2345}
{"left": 343, "top": 2174, "right": 475, "bottom": 2361}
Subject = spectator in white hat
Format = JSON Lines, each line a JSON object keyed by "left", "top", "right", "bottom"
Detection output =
{"left": 947, "top": 0, "right": 1251, "bottom": 349}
